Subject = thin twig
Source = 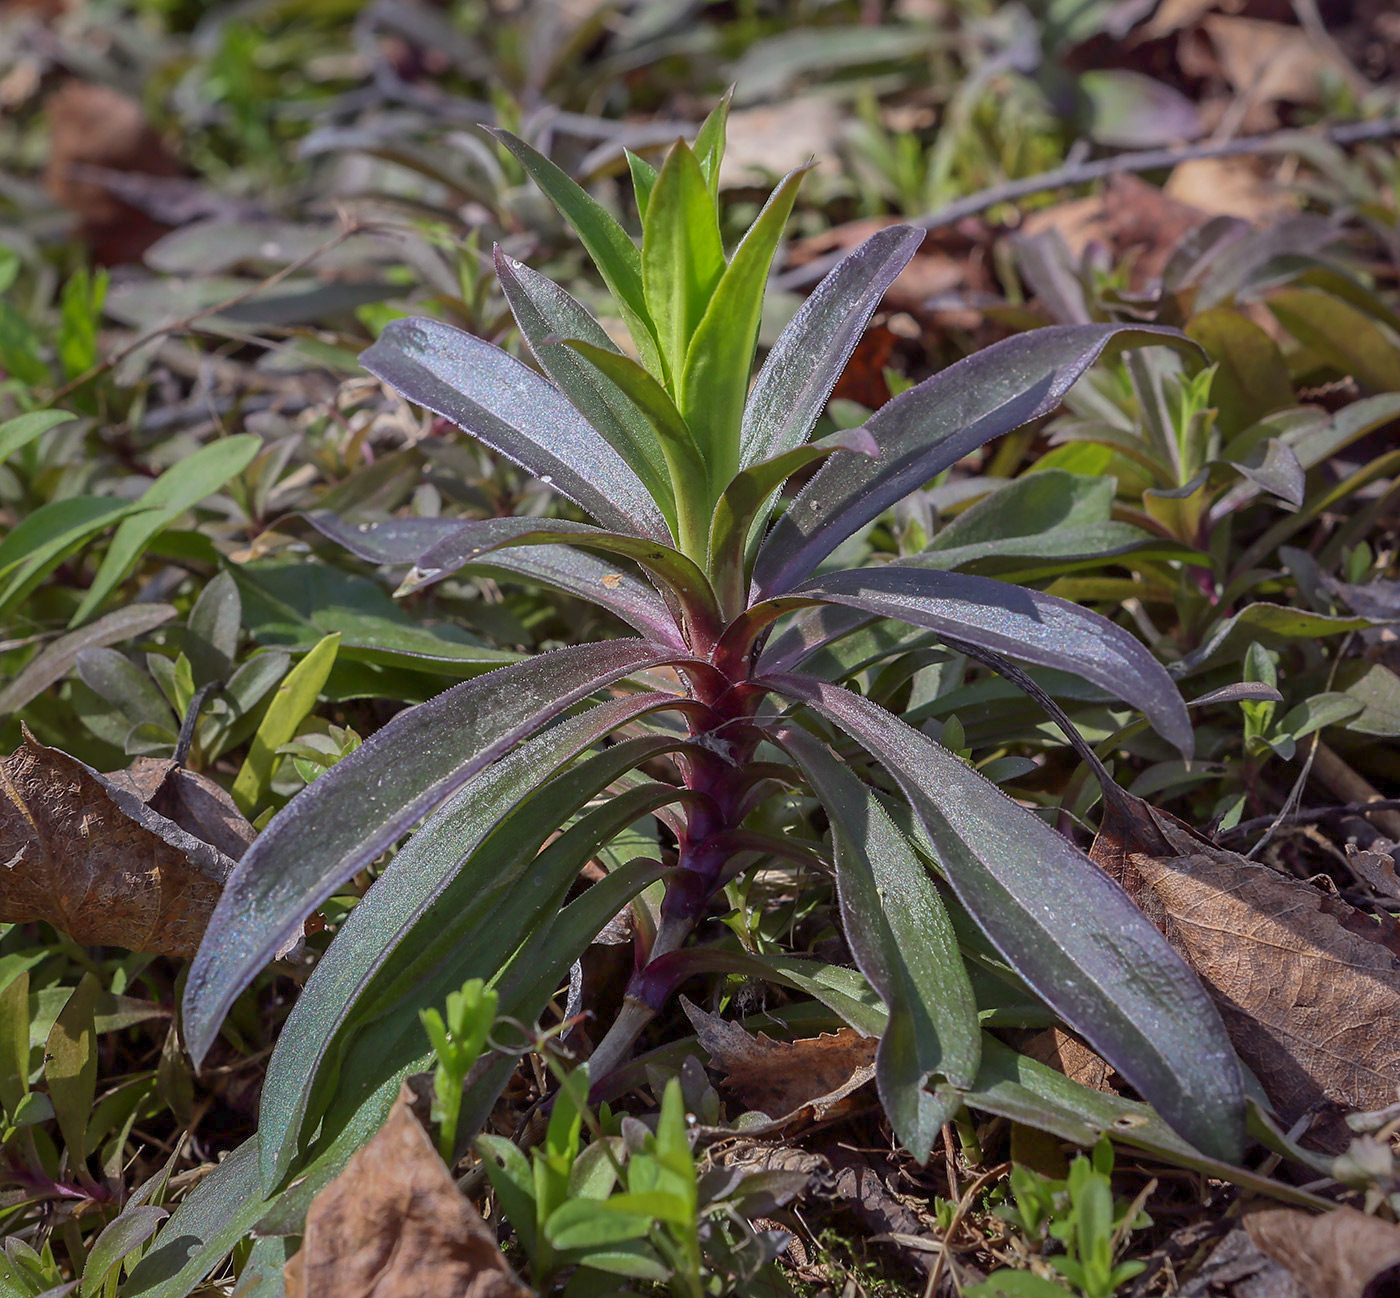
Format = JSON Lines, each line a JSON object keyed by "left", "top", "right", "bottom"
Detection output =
{"left": 1218, "top": 798, "right": 1400, "bottom": 842}
{"left": 46, "top": 211, "right": 376, "bottom": 405}
{"left": 774, "top": 117, "right": 1400, "bottom": 291}
{"left": 923, "top": 1160, "right": 1012, "bottom": 1298}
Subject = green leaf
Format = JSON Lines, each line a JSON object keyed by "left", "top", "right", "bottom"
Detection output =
{"left": 781, "top": 728, "right": 979, "bottom": 1161}
{"left": 0, "top": 970, "right": 30, "bottom": 1118}
{"left": 44, "top": 972, "right": 100, "bottom": 1162}
{"left": 708, "top": 428, "right": 876, "bottom": 614}
{"left": 625, "top": 150, "right": 659, "bottom": 223}
{"left": 494, "top": 131, "right": 661, "bottom": 375}
{"left": 494, "top": 251, "right": 676, "bottom": 529}
{"left": 1176, "top": 604, "right": 1374, "bottom": 676}
{"left": 546, "top": 1198, "right": 653, "bottom": 1250}
{"left": 0, "top": 604, "right": 176, "bottom": 716}
{"left": 122, "top": 1138, "right": 267, "bottom": 1298}
{"left": 1338, "top": 662, "right": 1400, "bottom": 737}
{"left": 1269, "top": 288, "right": 1400, "bottom": 393}
{"left": 556, "top": 339, "right": 708, "bottom": 554}
{"left": 186, "top": 640, "right": 682, "bottom": 1070}
{"left": 692, "top": 90, "right": 732, "bottom": 197}
{"left": 75, "top": 643, "right": 177, "bottom": 731}
{"left": 0, "top": 410, "right": 76, "bottom": 464}
{"left": 1186, "top": 308, "right": 1293, "bottom": 436}
{"left": 71, "top": 436, "right": 261, "bottom": 626}
{"left": 643, "top": 140, "right": 725, "bottom": 384}
{"left": 185, "top": 570, "right": 241, "bottom": 686}
{"left": 0, "top": 496, "right": 136, "bottom": 617}
{"left": 680, "top": 166, "right": 807, "bottom": 490}
{"left": 80, "top": 1204, "right": 167, "bottom": 1298}
{"left": 763, "top": 674, "right": 1247, "bottom": 1162}
{"left": 231, "top": 632, "right": 340, "bottom": 814}
{"left": 478, "top": 1134, "right": 540, "bottom": 1256}
{"left": 1276, "top": 692, "right": 1363, "bottom": 742}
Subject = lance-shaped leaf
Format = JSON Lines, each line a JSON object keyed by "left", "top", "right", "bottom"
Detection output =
{"left": 777, "top": 726, "right": 979, "bottom": 1161}
{"left": 494, "top": 131, "right": 662, "bottom": 375}
{"left": 258, "top": 694, "right": 695, "bottom": 1188}
{"left": 751, "top": 324, "right": 1195, "bottom": 599}
{"left": 184, "top": 639, "right": 689, "bottom": 1066}
{"left": 643, "top": 140, "right": 726, "bottom": 384}
{"left": 359, "top": 318, "right": 669, "bottom": 542}
{"left": 393, "top": 515, "right": 720, "bottom": 646}
{"left": 742, "top": 226, "right": 922, "bottom": 470}
{"left": 790, "top": 565, "right": 1193, "bottom": 757}
{"left": 300, "top": 512, "right": 684, "bottom": 645}
{"left": 709, "top": 427, "right": 877, "bottom": 616}
{"left": 759, "top": 673, "right": 1246, "bottom": 1161}
{"left": 559, "top": 340, "right": 710, "bottom": 526}
{"left": 495, "top": 250, "right": 676, "bottom": 526}
{"left": 680, "top": 166, "right": 807, "bottom": 488}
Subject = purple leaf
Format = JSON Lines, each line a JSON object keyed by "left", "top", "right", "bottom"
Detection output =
{"left": 777, "top": 725, "right": 978, "bottom": 1161}
{"left": 301, "top": 511, "right": 683, "bottom": 644}
{"left": 751, "top": 324, "right": 1193, "bottom": 600}
{"left": 360, "top": 318, "right": 670, "bottom": 542}
{"left": 742, "top": 225, "right": 923, "bottom": 468}
{"left": 183, "top": 639, "right": 690, "bottom": 1067}
{"left": 400, "top": 516, "right": 715, "bottom": 646}
{"left": 792, "top": 564, "right": 1193, "bottom": 757}
{"left": 760, "top": 672, "right": 1246, "bottom": 1162}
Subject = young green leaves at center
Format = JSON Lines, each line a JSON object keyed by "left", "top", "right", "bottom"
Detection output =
{"left": 642, "top": 142, "right": 725, "bottom": 388}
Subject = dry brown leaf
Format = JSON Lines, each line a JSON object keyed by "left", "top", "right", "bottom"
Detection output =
{"left": 43, "top": 81, "right": 181, "bottom": 264}
{"left": 1245, "top": 1206, "right": 1400, "bottom": 1298}
{"left": 104, "top": 756, "right": 256, "bottom": 863}
{"left": 1092, "top": 796, "right": 1400, "bottom": 1124}
{"left": 786, "top": 217, "right": 968, "bottom": 315}
{"left": 283, "top": 1083, "right": 532, "bottom": 1298}
{"left": 1023, "top": 1028, "right": 1119, "bottom": 1094}
{"left": 719, "top": 99, "right": 844, "bottom": 187}
{"left": 1345, "top": 842, "right": 1400, "bottom": 903}
{"left": 1205, "top": 16, "right": 1341, "bottom": 106}
{"left": 0, "top": 729, "right": 237, "bottom": 957}
{"left": 681, "top": 997, "right": 875, "bottom": 1124}
{"left": 1019, "top": 174, "right": 1211, "bottom": 285}
{"left": 1165, "top": 157, "right": 1298, "bottom": 223}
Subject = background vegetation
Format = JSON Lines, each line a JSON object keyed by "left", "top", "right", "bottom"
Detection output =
{"left": 2, "top": 1, "right": 1400, "bottom": 1295}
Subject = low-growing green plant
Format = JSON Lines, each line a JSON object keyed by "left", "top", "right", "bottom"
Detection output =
{"left": 419, "top": 976, "right": 497, "bottom": 1164}
{"left": 971, "top": 1139, "right": 1151, "bottom": 1298}
{"left": 141, "top": 104, "right": 1256, "bottom": 1293}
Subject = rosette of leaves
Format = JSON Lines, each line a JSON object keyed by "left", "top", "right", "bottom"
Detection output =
{"left": 170, "top": 105, "right": 1246, "bottom": 1275}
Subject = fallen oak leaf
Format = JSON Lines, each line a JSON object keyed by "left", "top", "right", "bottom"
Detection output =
{"left": 1092, "top": 794, "right": 1400, "bottom": 1125}
{"left": 0, "top": 728, "right": 237, "bottom": 958}
{"left": 1245, "top": 1205, "right": 1400, "bottom": 1298}
{"left": 283, "top": 1082, "right": 532, "bottom": 1298}
{"left": 104, "top": 755, "right": 256, "bottom": 864}
{"left": 682, "top": 997, "right": 875, "bottom": 1126}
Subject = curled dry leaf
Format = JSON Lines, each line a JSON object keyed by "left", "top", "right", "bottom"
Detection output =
{"left": 1092, "top": 795, "right": 1400, "bottom": 1125}
{"left": 283, "top": 1082, "right": 532, "bottom": 1298}
{"left": 0, "top": 729, "right": 240, "bottom": 958}
{"left": 1245, "top": 1206, "right": 1400, "bottom": 1298}
{"left": 682, "top": 997, "right": 875, "bottom": 1125}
